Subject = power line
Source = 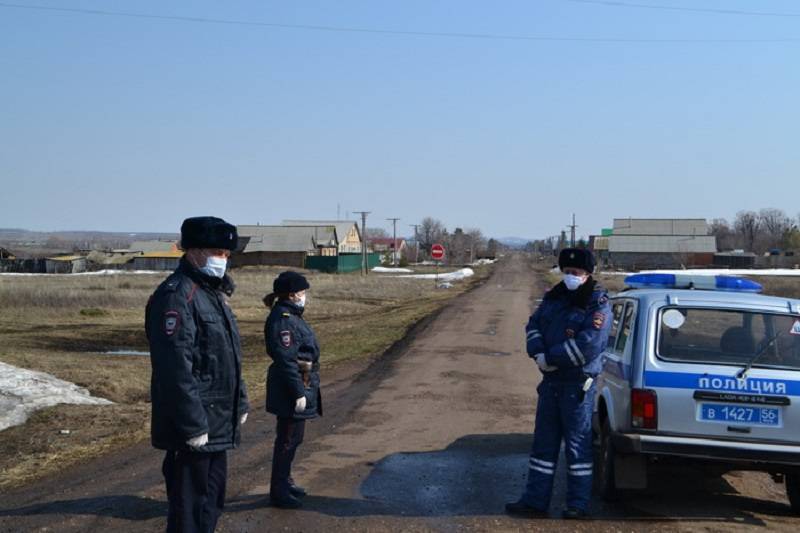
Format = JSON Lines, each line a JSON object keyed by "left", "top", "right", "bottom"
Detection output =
{"left": 567, "top": 0, "right": 800, "bottom": 18}
{"left": 1, "top": 2, "right": 800, "bottom": 43}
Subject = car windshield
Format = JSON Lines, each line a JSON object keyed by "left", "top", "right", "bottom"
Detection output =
{"left": 657, "top": 307, "right": 800, "bottom": 371}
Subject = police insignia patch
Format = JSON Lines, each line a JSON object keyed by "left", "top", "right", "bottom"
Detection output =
{"left": 593, "top": 312, "right": 605, "bottom": 329}
{"left": 164, "top": 310, "right": 180, "bottom": 336}
{"left": 566, "top": 328, "right": 576, "bottom": 338}
{"left": 280, "top": 330, "right": 293, "bottom": 348}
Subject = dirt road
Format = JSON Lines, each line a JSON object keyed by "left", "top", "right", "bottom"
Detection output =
{"left": 2, "top": 255, "right": 799, "bottom": 532}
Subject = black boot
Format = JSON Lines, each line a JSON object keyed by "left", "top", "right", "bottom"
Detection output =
{"left": 505, "top": 500, "right": 548, "bottom": 518}
{"left": 288, "top": 481, "right": 307, "bottom": 498}
{"left": 270, "top": 492, "right": 303, "bottom": 509}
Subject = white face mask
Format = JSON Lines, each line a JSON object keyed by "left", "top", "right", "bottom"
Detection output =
{"left": 295, "top": 293, "right": 307, "bottom": 308}
{"left": 200, "top": 256, "right": 227, "bottom": 278}
{"left": 563, "top": 273, "right": 585, "bottom": 291}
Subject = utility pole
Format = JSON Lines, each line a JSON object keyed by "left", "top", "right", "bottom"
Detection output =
{"left": 409, "top": 224, "right": 420, "bottom": 264}
{"left": 387, "top": 218, "right": 400, "bottom": 266}
{"left": 353, "top": 211, "right": 370, "bottom": 275}
{"left": 568, "top": 213, "right": 578, "bottom": 248}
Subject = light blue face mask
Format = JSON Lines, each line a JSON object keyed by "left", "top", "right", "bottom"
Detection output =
{"left": 200, "top": 256, "right": 227, "bottom": 278}
{"left": 563, "top": 273, "right": 585, "bottom": 291}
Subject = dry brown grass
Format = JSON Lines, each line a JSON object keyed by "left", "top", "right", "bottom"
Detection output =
{"left": 0, "top": 263, "right": 492, "bottom": 490}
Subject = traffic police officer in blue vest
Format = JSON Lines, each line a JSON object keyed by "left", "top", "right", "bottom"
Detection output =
{"left": 506, "top": 248, "right": 612, "bottom": 519}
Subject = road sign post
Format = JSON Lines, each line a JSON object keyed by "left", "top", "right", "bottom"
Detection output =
{"left": 431, "top": 244, "right": 445, "bottom": 288}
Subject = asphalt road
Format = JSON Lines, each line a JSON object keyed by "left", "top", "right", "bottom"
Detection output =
{"left": 1, "top": 254, "right": 799, "bottom": 532}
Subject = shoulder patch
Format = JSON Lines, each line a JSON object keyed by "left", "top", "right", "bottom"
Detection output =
{"left": 280, "top": 330, "right": 293, "bottom": 348}
{"left": 592, "top": 311, "right": 606, "bottom": 330}
{"left": 164, "top": 310, "right": 180, "bottom": 336}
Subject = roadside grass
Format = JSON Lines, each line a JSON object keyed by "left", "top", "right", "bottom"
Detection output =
{"left": 0, "top": 263, "right": 492, "bottom": 490}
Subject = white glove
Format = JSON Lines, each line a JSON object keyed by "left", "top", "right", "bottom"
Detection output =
{"left": 534, "top": 353, "right": 557, "bottom": 372}
{"left": 240, "top": 412, "right": 248, "bottom": 425}
{"left": 295, "top": 396, "right": 307, "bottom": 413}
{"left": 186, "top": 433, "right": 209, "bottom": 449}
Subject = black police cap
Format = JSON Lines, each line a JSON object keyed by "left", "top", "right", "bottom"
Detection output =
{"left": 558, "top": 248, "right": 596, "bottom": 274}
{"left": 180, "top": 216, "right": 238, "bottom": 251}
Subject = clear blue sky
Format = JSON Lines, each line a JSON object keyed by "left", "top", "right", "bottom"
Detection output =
{"left": 1, "top": 1, "right": 798, "bottom": 240}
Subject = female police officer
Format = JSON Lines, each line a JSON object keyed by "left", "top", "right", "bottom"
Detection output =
{"left": 506, "top": 248, "right": 612, "bottom": 519}
{"left": 263, "top": 271, "right": 321, "bottom": 509}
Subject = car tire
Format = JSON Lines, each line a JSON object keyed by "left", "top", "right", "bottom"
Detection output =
{"left": 786, "top": 473, "right": 800, "bottom": 514}
{"left": 595, "top": 417, "right": 619, "bottom": 501}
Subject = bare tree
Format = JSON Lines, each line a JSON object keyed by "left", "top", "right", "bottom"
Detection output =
{"left": 709, "top": 218, "right": 735, "bottom": 251}
{"left": 365, "top": 227, "right": 389, "bottom": 239}
{"left": 759, "top": 208, "right": 794, "bottom": 251}
{"left": 734, "top": 211, "right": 760, "bottom": 252}
{"left": 465, "top": 228, "right": 486, "bottom": 261}
{"left": 487, "top": 238, "right": 499, "bottom": 258}
{"left": 418, "top": 217, "right": 446, "bottom": 254}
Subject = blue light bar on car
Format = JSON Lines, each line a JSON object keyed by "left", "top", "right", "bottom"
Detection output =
{"left": 624, "top": 273, "right": 762, "bottom": 293}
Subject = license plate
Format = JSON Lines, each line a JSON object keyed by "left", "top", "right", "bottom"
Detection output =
{"left": 698, "top": 403, "right": 781, "bottom": 427}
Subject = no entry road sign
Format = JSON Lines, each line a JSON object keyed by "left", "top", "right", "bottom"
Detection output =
{"left": 431, "top": 244, "right": 445, "bottom": 261}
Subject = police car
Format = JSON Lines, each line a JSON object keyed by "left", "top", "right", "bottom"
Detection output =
{"left": 593, "top": 272, "right": 800, "bottom": 512}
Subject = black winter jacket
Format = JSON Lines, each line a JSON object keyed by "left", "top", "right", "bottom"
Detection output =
{"left": 146, "top": 257, "right": 249, "bottom": 452}
{"left": 265, "top": 300, "right": 322, "bottom": 420}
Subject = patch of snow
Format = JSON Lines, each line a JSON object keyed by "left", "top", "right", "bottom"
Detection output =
{"left": 609, "top": 269, "right": 800, "bottom": 277}
{"left": 437, "top": 281, "right": 454, "bottom": 289}
{"left": 0, "top": 361, "right": 113, "bottom": 432}
{"left": 101, "top": 350, "right": 149, "bottom": 356}
{"left": 372, "top": 267, "right": 415, "bottom": 274}
{"left": 399, "top": 268, "right": 475, "bottom": 281}
{"left": 470, "top": 259, "right": 497, "bottom": 266}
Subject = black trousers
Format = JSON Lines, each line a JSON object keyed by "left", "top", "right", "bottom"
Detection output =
{"left": 162, "top": 449, "right": 227, "bottom": 533}
{"left": 270, "top": 417, "right": 306, "bottom": 497}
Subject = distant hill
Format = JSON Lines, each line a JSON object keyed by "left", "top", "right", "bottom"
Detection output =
{"left": 497, "top": 237, "right": 532, "bottom": 249}
{"left": 0, "top": 228, "right": 177, "bottom": 243}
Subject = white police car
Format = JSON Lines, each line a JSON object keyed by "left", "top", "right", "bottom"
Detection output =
{"left": 594, "top": 273, "right": 800, "bottom": 512}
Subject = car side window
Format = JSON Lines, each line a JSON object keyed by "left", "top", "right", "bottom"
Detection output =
{"left": 606, "top": 302, "right": 625, "bottom": 352}
{"left": 615, "top": 302, "right": 636, "bottom": 356}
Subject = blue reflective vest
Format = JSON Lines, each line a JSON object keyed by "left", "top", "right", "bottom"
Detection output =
{"left": 525, "top": 279, "right": 612, "bottom": 381}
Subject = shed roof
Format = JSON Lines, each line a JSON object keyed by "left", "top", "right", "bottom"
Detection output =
{"left": 45, "top": 255, "right": 85, "bottom": 262}
{"left": 237, "top": 225, "right": 336, "bottom": 253}
{"left": 138, "top": 250, "right": 184, "bottom": 258}
{"left": 129, "top": 240, "right": 178, "bottom": 253}
{"left": 281, "top": 220, "right": 361, "bottom": 242}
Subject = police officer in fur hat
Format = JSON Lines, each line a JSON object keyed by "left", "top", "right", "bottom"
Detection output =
{"left": 506, "top": 248, "right": 612, "bottom": 519}
{"left": 263, "top": 271, "right": 322, "bottom": 508}
{"left": 146, "top": 216, "right": 249, "bottom": 532}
